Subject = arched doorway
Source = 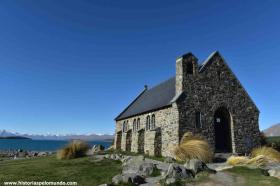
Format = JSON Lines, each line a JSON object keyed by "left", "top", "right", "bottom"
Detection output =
{"left": 214, "top": 107, "right": 232, "bottom": 152}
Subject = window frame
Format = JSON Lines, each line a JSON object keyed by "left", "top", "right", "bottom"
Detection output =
{"left": 195, "top": 111, "right": 202, "bottom": 129}
{"left": 151, "top": 114, "right": 155, "bottom": 129}
{"left": 137, "top": 118, "right": 140, "bottom": 130}
{"left": 146, "top": 115, "right": 150, "bottom": 130}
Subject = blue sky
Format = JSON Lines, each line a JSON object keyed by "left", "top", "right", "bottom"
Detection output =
{"left": 0, "top": 0, "right": 279, "bottom": 135}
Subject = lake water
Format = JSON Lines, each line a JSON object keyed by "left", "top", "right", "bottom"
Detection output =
{"left": 0, "top": 139, "right": 112, "bottom": 151}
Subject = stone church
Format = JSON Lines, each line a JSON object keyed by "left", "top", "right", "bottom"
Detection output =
{"left": 114, "top": 51, "right": 260, "bottom": 157}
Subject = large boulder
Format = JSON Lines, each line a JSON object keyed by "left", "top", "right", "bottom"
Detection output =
{"left": 184, "top": 159, "right": 208, "bottom": 174}
{"left": 112, "top": 174, "right": 122, "bottom": 185}
{"left": 138, "top": 162, "right": 155, "bottom": 176}
{"left": 122, "top": 155, "right": 145, "bottom": 174}
{"left": 122, "top": 173, "right": 145, "bottom": 185}
{"left": 165, "top": 163, "right": 193, "bottom": 179}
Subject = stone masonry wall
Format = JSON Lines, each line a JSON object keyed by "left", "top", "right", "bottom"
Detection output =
{"left": 114, "top": 106, "right": 180, "bottom": 157}
{"left": 176, "top": 53, "right": 260, "bottom": 154}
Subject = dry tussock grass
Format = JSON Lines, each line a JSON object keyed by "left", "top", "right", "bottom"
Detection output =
{"left": 57, "top": 140, "right": 89, "bottom": 160}
{"left": 227, "top": 155, "right": 268, "bottom": 167}
{"left": 173, "top": 132, "right": 213, "bottom": 163}
{"left": 251, "top": 146, "right": 280, "bottom": 162}
{"left": 227, "top": 146, "right": 280, "bottom": 167}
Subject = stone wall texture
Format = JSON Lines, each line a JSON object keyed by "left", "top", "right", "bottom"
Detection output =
{"left": 114, "top": 106, "right": 179, "bottom": 157}
{"left": 114, "top": 52, "right": 260, "bottom": 156}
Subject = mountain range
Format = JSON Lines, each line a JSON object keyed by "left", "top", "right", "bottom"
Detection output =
{"left": 0, "top": 130, "right": 114, "bottom": 141}
{"left": 263, "top": 123, "right": 280, "bottom": 137}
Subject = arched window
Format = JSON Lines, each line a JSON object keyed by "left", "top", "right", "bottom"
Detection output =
{"left": 195, "top": 111, "right": 202, "bottom": 128}
{"left": 186, "top": 62, "right": 194, "bottom": 74}
{"left": 146, "top": 115, "right": 150, "bottom": 130}
{"left": 126, "top": 120, "right": 129, "bottom": 131}
{"left": 151, "top": 114, "right": 155, "bottom": 129}
{"left": 122, "top": 121, "right": 126, "bottom": 132}
{"left": 133, "top": 119, "right": 136, "bottom": 132}
{"left": 137, "top": 118, "right": 140, "bottom": 130}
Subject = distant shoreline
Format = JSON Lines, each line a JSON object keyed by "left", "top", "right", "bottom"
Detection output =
{"left": 0, "top": 136, "right": 31, "bottom": 140}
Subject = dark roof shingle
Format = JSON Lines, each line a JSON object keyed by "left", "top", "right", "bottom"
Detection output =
{"left": 115, "top": 77, "right": 175, "bottom": 120}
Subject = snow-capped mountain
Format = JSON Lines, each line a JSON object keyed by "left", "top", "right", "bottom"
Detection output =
{"left": 0, "top": 130, "right": 114, "bottom": 141}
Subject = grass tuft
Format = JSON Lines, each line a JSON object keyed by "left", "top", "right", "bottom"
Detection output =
{"left": 227, "top": 156, "right": 249, "bottom": 166}
{"left": 57, "top": 140, "right": 89, "bottom": 160}
{"left": 251, "top": 146, "right": 280, "bottom": 162}
{"left": 174, "top": 132, "right": 213, "bottom": 163}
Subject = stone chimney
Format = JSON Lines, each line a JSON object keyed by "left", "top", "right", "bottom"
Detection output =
{"left": 175, "top": 52, "right": 198, "bottom": 95}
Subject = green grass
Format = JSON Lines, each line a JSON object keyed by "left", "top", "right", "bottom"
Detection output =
{"left": 0, "top": 156, "right": 122, "bottom": 186}
{"left": 226, "top": 166, "right": 280, "bottom": 186}
{"left": 266, "top": 136, "right": 280, "bottom": 143}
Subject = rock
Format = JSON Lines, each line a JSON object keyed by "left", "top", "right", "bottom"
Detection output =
{"left": 268, "top": 168, "right": 280, "bottom": 179}
{"left": 165, "top": 177, "right": 176, "bottom": 184}
{"left": 91, "top": 145, "right": 105, "bottom": 154}
{"left": 112, "top": 174, "right": 122, "bottom": 185}
{"left": 145, "top": 176, "right": 162, "bottom": 185}
{"left": 122, "top": 173, "right": 145, "bottom": 185}
{"left": 121, "top": 156, "right": 131, "bottom": 163}
{"left": 165, "top": 163, "right": 192, "bottom": 179}
{"left": 122, "top": 155, "right": 145, "bottom": 174}
{"left": 123, "top": 155, "right": 145, "bottom": 166}
{"left": 17, "top": 152, "right": 27, "bottom": 158}
{"left": 38, "top": 152, "right": 47, "bottom": 157}
{"left": 131, "top": 175, "right": 145, "bottom": 185}
{"left": 110, "top": 154, "right": 116, "bottom": 160}
{"left": 139, "top": 162, "right": 155, "bottom": 176}
{"left": 115, "top": 154, "right": 121, "bottom": 161}
{"left": 164, "top": 157, "right": 175, "bottom": 163}
{"left": 184, "top": 159, "right": 207, "bottom": 174}
{"left": 207, "top": 162, "right": 232, "bottom": 172}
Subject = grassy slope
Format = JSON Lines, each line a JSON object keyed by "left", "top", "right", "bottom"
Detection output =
{"left": 0, "top": 156, "right": 122, "bottom": 186}
{"left": 227, "top": 166, "right": 280, "bottom": 186}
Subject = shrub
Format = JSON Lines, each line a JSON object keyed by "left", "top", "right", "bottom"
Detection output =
{"left": 251, "top": 146, "right": 280, "bottom": 162}
{"left": 173, "top": 132, "right": 213, "bottom": 163}
{"left": 57, "top": 140, "right": 89, "bottom": 160}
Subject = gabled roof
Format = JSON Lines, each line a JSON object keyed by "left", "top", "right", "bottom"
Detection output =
{"left": 115, "top": 51, "right": 259, "bottom": 121}
{"left": 115, "top": 77, "right": 176, "bottom": 120}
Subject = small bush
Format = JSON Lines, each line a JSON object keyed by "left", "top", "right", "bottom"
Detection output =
{"left": 57, "top": 140, "right": 89, "bottom": 160}
{"left": 174, "top": 132, "right": 213, "bottom": 163}
{"left": 251, "top": 146, "right": 280, "bottom": 162}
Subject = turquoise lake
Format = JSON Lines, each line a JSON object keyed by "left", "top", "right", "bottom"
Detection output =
{"left": 0, "top": 139, "right": 112, "bottom": 151}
